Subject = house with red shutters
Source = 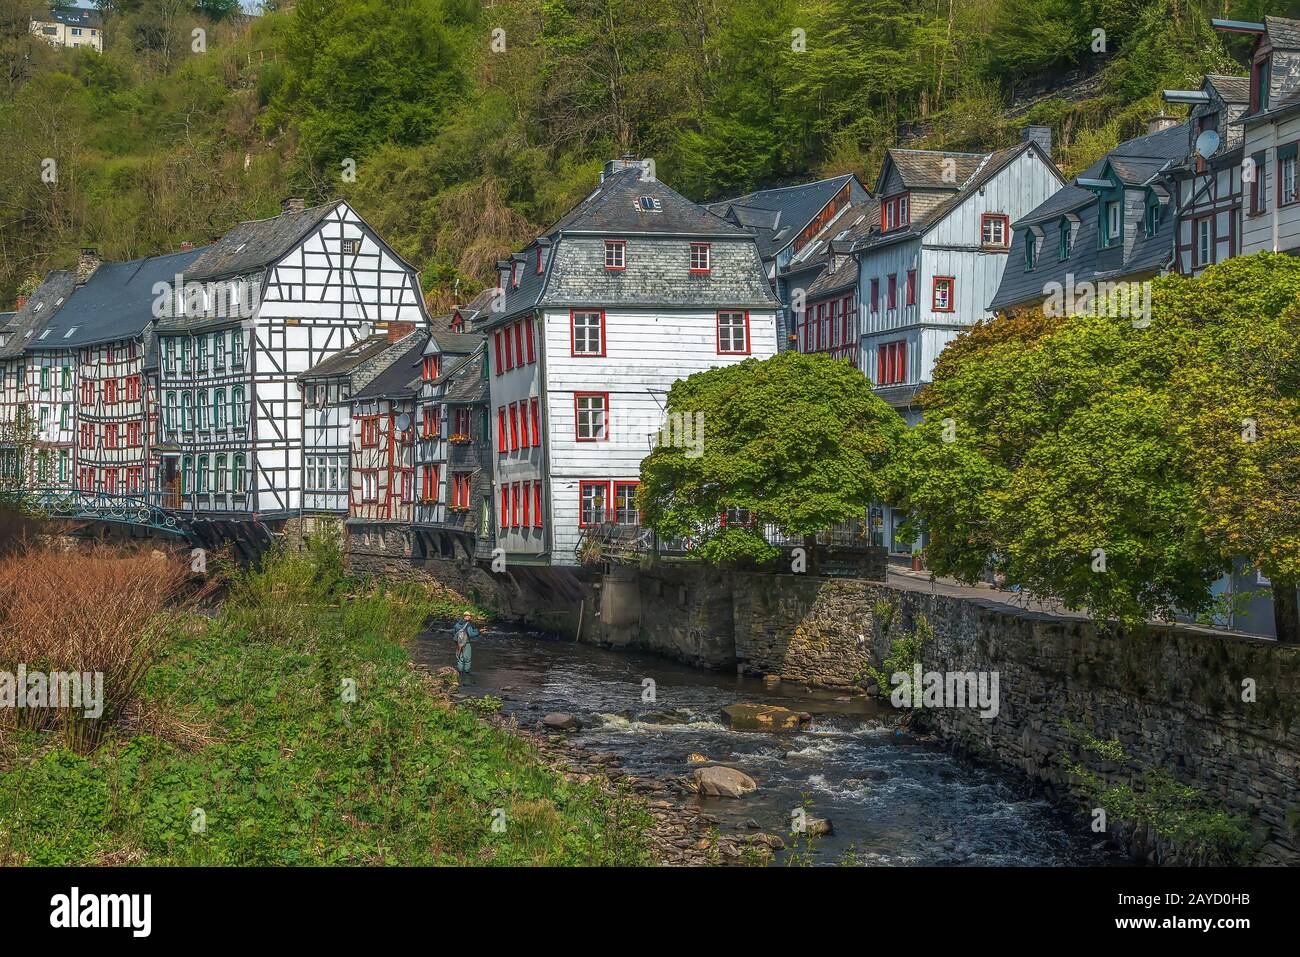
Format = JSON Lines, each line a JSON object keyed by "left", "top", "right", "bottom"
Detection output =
{"left": 482, "top": 157, "right": 779, "bottom": 567}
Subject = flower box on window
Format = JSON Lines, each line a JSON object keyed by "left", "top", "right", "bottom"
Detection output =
{"left": 449, "top": 433, "right": 472, "bottom": 444}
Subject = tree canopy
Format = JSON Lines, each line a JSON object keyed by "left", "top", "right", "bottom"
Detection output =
{"left": 638, "top": 351, "right": 904, "bottom": 564}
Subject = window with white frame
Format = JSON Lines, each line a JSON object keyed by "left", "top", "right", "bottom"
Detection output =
{"left": 604, "top": 240, "right": 625, "bottom": 270}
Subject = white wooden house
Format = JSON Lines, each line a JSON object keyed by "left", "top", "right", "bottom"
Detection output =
{"left": 1229, "top": 16, "right": 1300, "bottom": 256}
{"left": 155, "top": 199, "right": 431, "bottom": 523}
{"left": 484, "top": 159, "right": 780, "bottom": 567}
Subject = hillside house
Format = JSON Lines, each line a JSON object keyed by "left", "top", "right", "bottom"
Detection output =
{"left": 30, "top": 6, "right": 103, "bottom": 52}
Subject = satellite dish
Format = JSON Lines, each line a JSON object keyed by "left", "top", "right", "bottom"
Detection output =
{"left": 394, "top": 413, "right": 412, "bottom": 433}
{"left": 1194, "top": 129, "right": 1220, "bottom": 159}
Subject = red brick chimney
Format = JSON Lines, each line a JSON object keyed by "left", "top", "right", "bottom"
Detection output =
{"left": 387, "top": 321, "right": 415, "bottom": 342}
{"left": 180, "top": 241, "right": 193, "bottom": 252}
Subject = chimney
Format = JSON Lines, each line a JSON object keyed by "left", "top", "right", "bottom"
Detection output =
{"left": 281, "top": 197, "right": 307, "bottom": 215}
{"left": 180, "top": 240, "right": 193, "bottom": 252}
{"left": 1147, "top": 114, "right": 1179, "bottom": 135}
{"left": 1021, "top": 125, "right": 1053, "bottom": 158}
{"left": 76, "top": 246, "right": 101, "bottom": 285}
{"left": 601, "top": 155, "right": 652, "bottom": 183}
{"left": 386, "top": 321, "right": 415, "bottom": 343}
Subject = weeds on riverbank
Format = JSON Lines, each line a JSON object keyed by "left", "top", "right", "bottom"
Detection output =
{"left": 0, "top": 538, "right": 652, "bottom": 866}
{"left": 1061, "top": 719, "right": 1251, "bottom": 865}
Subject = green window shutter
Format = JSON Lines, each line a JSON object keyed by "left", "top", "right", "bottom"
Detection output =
{"left": 1279, "top": 143, "right": 1298, "bottom": 162}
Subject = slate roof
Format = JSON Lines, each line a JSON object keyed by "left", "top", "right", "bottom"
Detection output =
{"left": 42, "top": 6, "right": 103, "bottom": 28}
{"left": 547, "top": 167, "right": 749, "bottom": 239}
{"left": 0, "top": 271, "right": 76, "bottom": 360}
{"left": 884, "top": 149, "right": 987, "bottom": 191}
{"left": 352, "top": 333, "right": 427, "bottom": 400}
{"left": 185, "top": 203, "right": 337, "bottom": 281}
{"left": 782, "top": 201, "right": 879, "bottom": 279}
{"left": 854, "top": 142, "right": 1042, "bottom": 255}
{"left": 28, "top": 248, "right": 207, "bottom": 351}
{"left": 804, "top": 253, "right": 859, "bottom": 300}
{"left": 989, "top": 121, "right": 1191, "bottom": 312}
{"left": 450, "top": 287, "right": 497, "bottom": 332}
{"left": 1266, "top": 15, "right": 1300, "bottom": 49}
{"left": 707, "top": 174, "right": 860, "bottom": 259}
{"left": 428, "top": 328, "right": 483, "bottom": 355}
{"left": 1208, "top": 73, "right": 1251, "bottom": 104}
{"left": 437, "top": 347, "right": 487, "bottom": 405}
{"left": 298, "top": 334, "right": 395, "bottom": 381}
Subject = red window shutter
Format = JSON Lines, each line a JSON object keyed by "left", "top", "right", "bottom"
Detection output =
{"left": 530, "top": 398, "right": 541, "bottom": 446}
{"left": 511, "top": 483, "right": 520, "bottom": 527}
{"left": 509, "top": 403, "right": 519, "bottom": 450}
{"left": 871, "top": 279, "right": 879, "bottom": 313}
{"left": 514, "top": 321, "right": 525, "bottom": 366}
{"left": 534, "top": 481, "right": 543, "bottom": 527}
{"left": 888, "top": 275, "right": 897, "bottom": 308}
{"left": 896, "top": 341, "right": 906, "bottom": 383}
{"left": 494, "top": 332, "right": 503, "bottom": 374}
{"left": 500, "top": 485, "right": 508, "bottom": 529}
{"left": 877, "top": 346, "right": 886, "bottom": 384}
{"left": 497, "top": 408, "right": 507, "bottom": 453}
{"left": 525, "top": 320, "right": 535, "bottom": 363}
{"left": 907, "top": 270, "right": 916, "bottom": 305}
{"left": 519, "top": 403, "right": 529, "bottom": 447}
{"left": 522, "top": 481, "right": 530, "bottom": 526}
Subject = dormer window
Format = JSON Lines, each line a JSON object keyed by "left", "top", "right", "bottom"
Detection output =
{"left": 1144, "top": 199, "right": 1160, "bottom": 237}
{"left": 510, "top": 261, "right": 519, "bottom": 288}
{"left": 1253, "top": 57, "right": 1272, "bottom": 112}
{"left": 636, "top": 196, "right": 661, "bottom": 212}
{"left": 1059, "top": 218, "right": 1073, "bottom": 259}
{"left": 1025, "top": 231, "right": 1038, "bottom": 270}
{"left": 1101, "top": 200, "right": 1122, "bottom": 248}
{"left": 881, "top": 194, "right": 910, "bottom": 232}
{"left": 604, "top": 240, "right": 625, "bottom": 270}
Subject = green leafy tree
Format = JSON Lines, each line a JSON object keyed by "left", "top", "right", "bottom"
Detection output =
{"left": 639, "top": 351, "right": 904, "bottom": 564}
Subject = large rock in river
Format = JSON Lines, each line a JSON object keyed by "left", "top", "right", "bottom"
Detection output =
{"left": 542, "top": 712, "right": 582, "bottom": 731}
{"left": 721, "top": 703, "right": 812, "bottom": 732}
{"left": 693, "top": 766, "right": 758, "bottom": 799}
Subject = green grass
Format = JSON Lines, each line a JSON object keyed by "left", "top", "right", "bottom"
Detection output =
{"left": 0, "top": 545, "right": 653, "bottom": 866}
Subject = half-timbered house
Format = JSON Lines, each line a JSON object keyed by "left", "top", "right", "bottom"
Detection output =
{"left": 155, "top": 199, "right": 430, "bottom": 524}
{"left": 1164, "top": 75, "right": 1250, "bottom": 275}
{"left": 347, "top": 332, "right": 426, "bottom": 529}
{"left": 413, "top": 343, "right": 493, "bottom": 561}
{"left": 28, "top": 248, "right": 206, "bottom": 500}
{"left": 483, "top": 158, "right": 779, "bottom": 567}
{"left": 0, "top": 273, "right": 74, "bottom": 490}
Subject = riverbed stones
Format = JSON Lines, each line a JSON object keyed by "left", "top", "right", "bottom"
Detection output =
{"left": 803, "top": 817, "right": 833, "bottom": 836}
{"left": 693, "top": 765, "right": 758, "bottom": 798}
{"left": 721, "top": 703, "right": 812, "bottom": 732}
{"left": 541, "top": 712, "right": 582, "bottom": 731}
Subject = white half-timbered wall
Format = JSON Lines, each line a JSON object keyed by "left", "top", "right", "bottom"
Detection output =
{"left": 24, "top": 349, "right": 76, "bottom": 489}
{"left": 158, "top": 324, "right": 253, "bottom": 512}
{"left": 300, "top": 376, "right": 352, "bottom": 514}
{"left": 1176, "top": 164, "right": 1243, "bottom": 274}
{"left": 250, "top": 204, "right": 428, "bottom": 514}
{"left": 0, "top": 357, "right": 29, "bottom": 488}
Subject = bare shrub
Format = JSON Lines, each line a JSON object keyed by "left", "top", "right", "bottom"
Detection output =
{"left": 0, "top": 546, "right": 191, "bottom": 753}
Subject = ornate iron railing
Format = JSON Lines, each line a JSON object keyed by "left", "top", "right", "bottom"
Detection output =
{"left": 23, "top": 487, "right": 187, "bottom": 535}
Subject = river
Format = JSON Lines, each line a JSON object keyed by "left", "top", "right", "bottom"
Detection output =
{"left": 414, "top": 622, "right": 1109, "bottom": 866}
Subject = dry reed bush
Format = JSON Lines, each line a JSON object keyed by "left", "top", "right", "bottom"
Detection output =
{"left": 0, "top": 545, "right": 192, "bottom": 753}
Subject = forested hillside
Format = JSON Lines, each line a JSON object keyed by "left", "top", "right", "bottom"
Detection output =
{"left": 0, "top": 0, "right": 1292, "bottom": 308}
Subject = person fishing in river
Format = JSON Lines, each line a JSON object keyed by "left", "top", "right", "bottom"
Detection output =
{"left": 451, "top": 612, "right": 479, "bottom": 679}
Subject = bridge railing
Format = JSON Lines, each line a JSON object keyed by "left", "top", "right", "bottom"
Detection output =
{"left": 23, "top": 487, "right": 186, "bottom": 534}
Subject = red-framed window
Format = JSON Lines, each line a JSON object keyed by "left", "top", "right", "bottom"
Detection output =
{"left": 504, "top": 329, "right": 515, "bottom": 371}
{"left": 574, "top": 392, "right": 608, "bottom": 441}
{"left": 510, "top": 482, "right": 520, "bottom": 527}
{"left": 828, "top": 299, "right": 840, "bottom": 348}
{"left": 421, "top": 404, "right": 439, "bottom": 439}
{"left": 497, "top": 407, "right": 508, "bottom": 453}
{"left": 421, "top": 464, "right": 439, "bottom": 502}
{"left": 690, "top": 243, "right": 711, "bottom": 273}
{"left": 614, "top": 481, "right": 640, "bottom": 525}
{"left": 535, "top": 247, "right": 544, "bottom": 274}
{"left": 104, "top": 378, "right": 116, "bottom": 404}
{"left": 533, "top": 480, "right": 543, "bottom": 527}
{"left": 578, "top": 480, "right": 610, "bottom": 527}
{"left": 421, "top": 354, "right": 440, "bottom": 382}
{"left": 887, "top": 274, "right": 897, "bottom": 309}
{"left": 604, "top": 240, "right": 626, "bottom": 270}
{"left": 80, "top": 380, "right": 93, "bottom": 404}
{"left": 359, "top": 416, "right": 380, "bottom": 448}
{"left": 494, "top": 331, "right": 504, "bottom": 375}
{"left": 877, "top": 339, "right": 908, "bottom": 386}
{"left": 104, "top": 468, "right": 116, "bottom": 495}
{"left": 453, "top": 407, "right": 471, "bottom": 436}
{"left": 525, "top": 320, "right": 536, "bottom": 363}
{"left": 127, "top": 421, "right": 141, "bottom": 447}
{"left": 450, "top": 472, "right": 470, "bottom": 508}
{"left": 508, "top": 403, "right": 520, "bottom": 450}
{"left": 932, "top": 276, "right": 955, "bottom": 312}
{"left": 499, "top": 485, "right": 509, "bottom": 532}
{"left": 571, "top": 309, "right": 605, "bottom": 356}
{"left": 127, "top": 467, "right": 143, "bottom": 493}
{"left": 522, "top": 479, "right": 530, "bottom": 526}
{"left": 717, "top": 311, "right": 750, "bottom": 355}
{"left": 841, "top": 295, "right": 854, "bottom": 342}
{"left": 980, "top": 213, "right": 1010, "bottom": 248}
{"left": 870, "top": 277, "right": 879, "bottom": 314}
{"left": 530, "top": 397, "right": 541, "bottom": 446}
{"left": 510, "top": 261, "right": 519, "bottom": 288}
{"left": 906, "top": 270, "right": 916, "bottom": 306}
{"left": 881, "top": 193, "right": 910, "bottom": 231}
